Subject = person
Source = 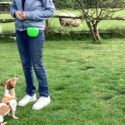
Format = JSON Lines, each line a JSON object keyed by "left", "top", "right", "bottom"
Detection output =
{"left": 10, "top": 0, "right": 55, "bottom": 110}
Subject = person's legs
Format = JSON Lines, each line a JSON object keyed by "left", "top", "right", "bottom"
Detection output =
{"left": 28, "top": 31, "right": 49, "bottom": 97}
{"left": 16, "top": 30, "right": 36, "bottom": 96}
{"left": 27, "top": 31, "right": 50, "bottom": 110}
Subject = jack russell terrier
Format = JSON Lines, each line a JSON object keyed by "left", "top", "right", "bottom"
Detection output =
{"left": 0, "top": 77, "right": 18, "bottom": 125}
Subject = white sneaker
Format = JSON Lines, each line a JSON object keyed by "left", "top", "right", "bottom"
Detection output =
{"left": 32, "top": 96, "right": 51, "bottom": 110}
{"left": 18, "top": 94, "right": 37, "bottom": 107}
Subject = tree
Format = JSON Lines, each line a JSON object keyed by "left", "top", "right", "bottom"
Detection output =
{"left": 75, "top": 0, "right": 125, "bottom": 43}
{"left": 53, "top": 0, "right": 75, "bottom": 9}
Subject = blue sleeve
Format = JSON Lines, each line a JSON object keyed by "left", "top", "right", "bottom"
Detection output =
{"left": 10, "top": 0, "right": 17, "bottom": 18}
{"left": 26, "top": 0, "right": 55, "bottom": 21}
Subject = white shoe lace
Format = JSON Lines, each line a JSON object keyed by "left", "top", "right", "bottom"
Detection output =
{"left": 36, "top": 97, "right": 50, "bottom": 105}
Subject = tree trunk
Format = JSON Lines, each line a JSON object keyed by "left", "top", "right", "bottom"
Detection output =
{"left": 94, "top": 25, "right": 101, "bottom": 41}
{"left": 85, "top": 21, "right": 101, "bottom": 43}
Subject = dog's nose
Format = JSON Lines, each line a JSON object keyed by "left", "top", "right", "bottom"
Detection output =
{"left": 16, "top": 77, "right": 19, "bottom": 80}
{"left": 14, "top": 77, "right": 19, "bottom": 80}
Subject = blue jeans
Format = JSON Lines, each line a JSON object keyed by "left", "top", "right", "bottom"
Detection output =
{"left": 16, "top": 30, "right": 49, "bottom": 97}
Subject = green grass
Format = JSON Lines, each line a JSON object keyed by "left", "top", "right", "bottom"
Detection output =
{"left": 0, "top": 9, "right": 125, "bottom": 33}
{"left": 0, "top": 37, "right": 125, "bottom": 125}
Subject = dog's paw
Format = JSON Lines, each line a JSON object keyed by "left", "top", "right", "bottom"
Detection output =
{"left": 12, "top": 116, "right": 18, "bottom": 119}
{"left": 3, "top": 122, "right": 7, "bottom": 125}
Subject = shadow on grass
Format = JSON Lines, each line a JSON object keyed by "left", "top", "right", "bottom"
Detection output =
{"left": 0, "top": 35, "right": 15, "bottom": 43}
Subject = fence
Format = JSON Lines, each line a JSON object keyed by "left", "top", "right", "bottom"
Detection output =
{"left": 0, "top": 0, "right": 11, "bottom": 11}
{"left": 0, "top": 1, "right": 125, "bottom": 36}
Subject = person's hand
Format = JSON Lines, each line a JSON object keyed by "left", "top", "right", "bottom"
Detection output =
{"left": 15, "top": 11, "right": 24, "bottom": 20}
{"left": 21, "top": 12, "right": 27, "bottom": 20}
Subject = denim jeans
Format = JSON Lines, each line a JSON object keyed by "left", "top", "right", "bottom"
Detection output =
{"left": 16, "top": 30, "right": 49, "bottom": 97}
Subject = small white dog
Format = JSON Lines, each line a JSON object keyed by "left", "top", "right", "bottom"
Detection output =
{"left": 0, "top": 77, "right": 18, "bottom": 125}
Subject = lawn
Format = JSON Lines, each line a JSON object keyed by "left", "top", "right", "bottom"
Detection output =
{"left": 0, "top": 36, "right": 125, "bottom": 125}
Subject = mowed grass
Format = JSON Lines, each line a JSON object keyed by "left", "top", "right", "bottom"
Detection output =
{"left": 0, "top": 9, "right": 125, "bottom": 33}
{"left": 0, "top": 37, "right": 125, "bottom": 125}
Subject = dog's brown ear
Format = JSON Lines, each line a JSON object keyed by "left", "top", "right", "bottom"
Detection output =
{"left": 9, "top": 81, "right": 15, "bottom": 88}
{"left": 8, "top": 78, "right": 18, "bottom": 89}
{"left": 7, "top": 81, "right": 13, "bottom": 90}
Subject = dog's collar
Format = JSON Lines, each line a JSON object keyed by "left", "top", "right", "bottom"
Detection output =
{"left": 1, "top": 96, "right": 16, "bottom": 104}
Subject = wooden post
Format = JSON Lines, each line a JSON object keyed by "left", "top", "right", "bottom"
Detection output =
{"left": 45, "top": 20, "right": 50, "bottom": 34}
{"left": 0, "top": 24, "right": 2, "bottom": 34}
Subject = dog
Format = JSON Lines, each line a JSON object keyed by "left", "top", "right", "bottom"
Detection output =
{"left": 0, "top": 103, "right": 10, "bottom": 125}
{"left": 0, "top": 77, "right": 18, "bottom": 125}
